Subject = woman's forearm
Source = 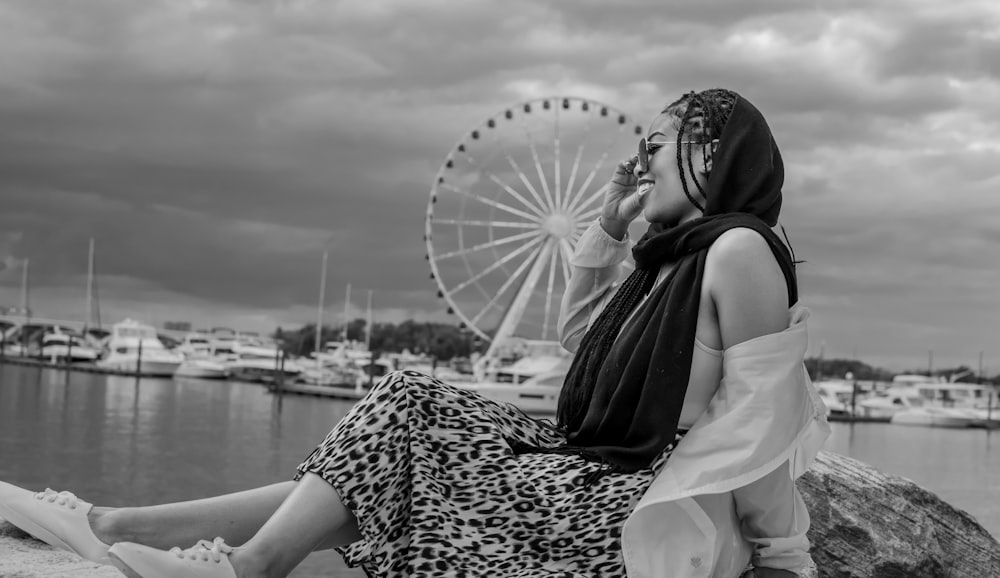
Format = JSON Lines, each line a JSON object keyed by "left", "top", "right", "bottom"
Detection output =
{"left": 732, "top": 461, "right": 811, "bottom": 572}
{"left": 557, "top": 220, "right": 630, "bottom": 352}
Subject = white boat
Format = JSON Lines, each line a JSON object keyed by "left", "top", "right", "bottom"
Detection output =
{"left": 814, "top": 380, "right": 859, "bottom": 417}
{"left": 227, "top": 338, "right": 302, "bottom": 383}
{"left": 861, "top": 376, "right": 997, "bottom": 428}
{"left": 890, "top": 407, "right": 977, "bottom": 428}
{"left": 175, "top": 332, "right": 213, "bottom": 357}
{"left": 97, "top": 319, "right": 184, "bottom": 377}
{"left": 175, "top": 357, "right": 230, "bottom": 380}
{"left": 456, "top": 370, "right": 565, "bottom": 415}
{"left": 0, "top": 322, "right": 52, "bottom": 357}
{"left": 856, "top": 387, "right": 926, "bottom": 420}
{"left": 400, "top": 364, "right": 467, "bottom": 383}
{"left": 490, "top": 354, "right": 569, "bottom": 384}
{"left": 39, "top": 329, "right": 100, "bottom": 363}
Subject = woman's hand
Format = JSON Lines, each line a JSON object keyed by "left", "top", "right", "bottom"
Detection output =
{"left": 599, "top": 154, "right": 643, "bottom": 240}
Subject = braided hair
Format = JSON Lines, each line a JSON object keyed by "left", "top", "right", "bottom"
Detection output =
{"left": 556, "top": 88, "right": 738, "bottom": 432}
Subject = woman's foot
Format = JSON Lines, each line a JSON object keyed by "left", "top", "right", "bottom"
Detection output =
{"left": 0, "top": 481, "right": 111, "bottom": 563}
{"left": 108, "top": 538, "right": 248, "bottom": 578}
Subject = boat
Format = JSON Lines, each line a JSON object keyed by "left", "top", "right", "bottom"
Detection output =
{"left": 226, "top": 337, "right": 302, "bottom": 383}
{"left": 456, "top": 370, "right": 565, "bottom": 414}
{"left": 97, "top": 319, "right": 184, "bottom": 377}
{"left": 171, "top": 332, "right": 232, "bottom": 379}
{"left": 856, "top": 387, "right": 927, "bottom": 420}
{"left": 38, "top": 328, "right": 100, "bottom": 363}
{"left": 175, "top": 332, "right": 213, "bottom": 357}
{"left": 814, "top": 380, "right": 859, "bottom": 418}
{"left": 0, "top": 322, "right": 52, "bottom": 357}
{"left": 890, "top": 407, "right": 977, "bottom": 428}
{"left": 175, "top": 355, "right": 231, "bottom": 380}
{"left": 860, "top": 376, "right": 997, "bottom": 428}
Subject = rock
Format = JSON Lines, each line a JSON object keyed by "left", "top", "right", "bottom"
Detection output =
{"left": 0, "top": 518, "right": 119, "bottom": 577}
{"left": 800, "top": 451, "right": 1000, "bottom": 577}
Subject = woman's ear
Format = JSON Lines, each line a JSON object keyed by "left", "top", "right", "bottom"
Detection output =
{"left": 702, "top": 143, "right": 715, "bottom": 175}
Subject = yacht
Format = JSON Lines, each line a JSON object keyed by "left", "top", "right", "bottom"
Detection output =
{"left": 890, "top": 406, "right": 977, "bottom": 428}
{"left": 97, "top": 319, "right": 184, "bottom": 377}
{"left": 0, "top": 322, "right": 53, "bottom": 357}
{"left": 38, "top": 328, "right": 100, "bottom": 363}
{"left": 175, "top": 356, "right": 231, "bottom": 380}
{"left": 813, "top": 380, "right": 859, "bottom": 418}
{"left": 859, "top": 379, "right": 989, "bottom": 428}
{"left": 456, "top": 370, "right": 564, "bottom": 415}
{"left": 226, "top": 337, "right": 301, "bottom": 383}
{"left": 174, "top": 333, "right": 231, "bottom": 380}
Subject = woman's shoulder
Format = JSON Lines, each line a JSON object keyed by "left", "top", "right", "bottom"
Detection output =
{"left": 705, "top": 226, "right": 778, "bottom": 269}
{"left": 703, "top": 226, "right": 789, "bottom": 348}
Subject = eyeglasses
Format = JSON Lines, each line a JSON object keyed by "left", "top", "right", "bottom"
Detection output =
{"left": 638, "top": 137, "right": 719, "bottom": 167}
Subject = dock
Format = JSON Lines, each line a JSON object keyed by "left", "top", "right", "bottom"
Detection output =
{"left": 269, "top": 381, "right": 371, "bottom": 400}
{"left": 0, "top": 355, "right": 156, "bottom": 378}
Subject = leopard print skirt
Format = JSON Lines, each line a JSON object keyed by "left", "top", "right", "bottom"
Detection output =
{"left": 294, "top": 370, "right": 680, "bottom": 578}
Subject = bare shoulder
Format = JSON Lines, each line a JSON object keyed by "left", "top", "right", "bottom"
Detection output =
{"left": 706, "top": 227, "right": 775, "bottom": 266}
{"left": 705, "top": 227, "right": 790, "bottom": 349}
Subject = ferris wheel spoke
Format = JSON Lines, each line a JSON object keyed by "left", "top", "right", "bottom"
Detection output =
{"left": 448, "top": 235, "right": 545, "bottom": 294}
{"left": 565, "top": 152, "right": 611, "bottom": 216}
{"left": 541, "top": 242, "right": 559, "bottom": 340}
{"left": 440, "top": 183, "right": 541, "bottom": 223}
{"left": 562, "top": 143, "right": 586, "bottom": 212}
{"left": 469, "top": 242, "right": 547, "bottom": 326}
{"left": 503, "top": 154, "right": 551, "bottom": 214}
{"left": 486, "top": 173, "right": 548, "bottom": 219}
{"left": 560, "top": 109, "right": 594, "bottom": 211}
{"left": 553, "top": 104, "right": 562, "bottom": 212}
{"left": 566, "top": 122, "right": 627, "bottom": 214}
{"left": 518, "top": 114, "right": 556, "bottom": 212}
{"left": 434, "top": 218, "right": 537, "bottom": 229}
{"left": 530, "top": 145, "right": 557, "bottom": 214}
{"left": 435, "top": 230, "right": 541, "bottom": 261}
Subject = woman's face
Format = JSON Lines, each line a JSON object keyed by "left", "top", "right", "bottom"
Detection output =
{"left": 635, "top": 111, "right": 712, "bottom": 225}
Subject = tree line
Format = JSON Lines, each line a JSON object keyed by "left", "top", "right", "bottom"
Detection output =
{"left": 274, "top": 319, "right": 486, "bottom": 361}
{"left": 805, "top": 357, "right": 1000, "bottom": 386}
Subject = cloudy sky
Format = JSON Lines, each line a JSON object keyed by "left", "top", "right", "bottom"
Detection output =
{"left": 0, "top": 0, "right": 998, "bottom": 373}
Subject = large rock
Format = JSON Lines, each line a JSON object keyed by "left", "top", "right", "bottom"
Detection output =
{"left": 801, "top": 451, "right": 1000, "bottom": 577}
{"left": 1, "top": 452, "right": 997, "bottom": 577}
{"left": 0, "top": 519, "right": 118, "bottom": 577}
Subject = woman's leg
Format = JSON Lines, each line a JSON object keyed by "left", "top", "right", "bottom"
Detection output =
{"left": 91, "top": 481, "right": 358, "bottom": 552}
{"left": 228, "top": 474, "right": 356, "bottom": 578}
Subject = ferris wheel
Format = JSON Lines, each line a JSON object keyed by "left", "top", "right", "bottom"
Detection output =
{"left": 425, "top": 96, "right": 644, "bottom": 360}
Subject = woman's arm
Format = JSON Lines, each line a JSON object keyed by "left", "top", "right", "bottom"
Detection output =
{"left": 707, "top": 228, "right": 807, "bottom": 575}
{"left": 556, "top": 219, "right": 631, "bottom": 352}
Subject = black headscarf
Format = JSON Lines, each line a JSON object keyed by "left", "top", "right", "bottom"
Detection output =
{"left": 551, "top": 92, "right": 798, "bottom": 474}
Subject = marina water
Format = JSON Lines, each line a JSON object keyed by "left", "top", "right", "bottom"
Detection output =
{"left": 1, "top": 364, "right": 997, "bottom": 577}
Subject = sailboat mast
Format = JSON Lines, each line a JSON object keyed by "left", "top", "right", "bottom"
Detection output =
{"left": 314, "top": 251, "right": 328, "bottom": 359}
{"left": 20, "top": 258, "right": 29, "bottom": 318}
{"left": 365, "top": 289, "right": 373, "bottom": 351}
{"left": 343, "top": 283, "right": 351, "bottom": 342}
{"left": 85, "top": 238, "right": 95, "bottom": 330}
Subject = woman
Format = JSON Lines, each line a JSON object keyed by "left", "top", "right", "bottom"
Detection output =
{"left": 0, "top": 88, "right": 828, "bottom": 577}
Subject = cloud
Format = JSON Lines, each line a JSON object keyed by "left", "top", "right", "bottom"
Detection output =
{"left": 1, "top": 0, "right": 998, "bottom": 370}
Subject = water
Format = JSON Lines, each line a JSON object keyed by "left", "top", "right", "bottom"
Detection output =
{"left": 1, "top": 365, "right": 997, "bottom": 578}
{"left": 0, "top": 364, "right": 363, "bottom": 577}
